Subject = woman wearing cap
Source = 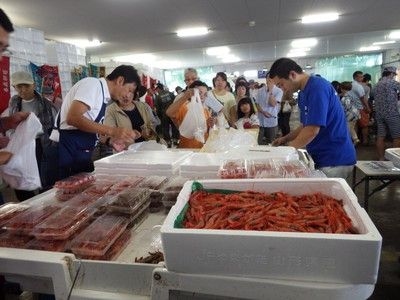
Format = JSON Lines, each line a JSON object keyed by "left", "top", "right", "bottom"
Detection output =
{"left": 9, "top": 71, "right": 58, "bottom": 199}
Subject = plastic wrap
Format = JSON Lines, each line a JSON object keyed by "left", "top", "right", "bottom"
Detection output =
{"left": 108, "top": 188, "right": 150, "bottom": 214}
{"left": 0, "top": 231, "right": 32, "bottom": 248}
{"left": 218, "top": 159, "right": 248, "bottom": 179}
{"left": 0, "top": 203, "right": 29, "bottom": 227}
{"left": 26, "top": 238, "right": 68, "bottom": 252}
{"left": 33, "top": 206, "right": 94, "bottom": 240}
{"left": 54, "top": 172, "right": 95, "bottom": 194}
{"left": 4, "top": 205, "right": 60, "bottom": 235}
{"left": 70, "top": 213, "right": 130, "bottom": 257}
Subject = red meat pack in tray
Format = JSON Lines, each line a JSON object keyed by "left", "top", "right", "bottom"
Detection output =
{"left": 26, "top": 238, "right": 68, "bottom": 252}
{"left": 33, "top": 206, "right": 94, "bottom": 240}
{"left": 70, "top": 213, "right": 130, "bottom": 257}
{"left": 54, "top": 172, "right": 95, "bottom": 194}
{"left": 62, "top": 193, "right": 103, "bottom": 209}
{"left": 83, "top": 181, "right": 115, "bottom": 196}
{"left": 108, "top": 188, "right": 150, "bottom": 214}
{"left": 78, "top": 230, "right": 132, "bottom": 261}
{"left": 0, "top": 203, "right": 29, "bottom": 227}
{"left": 218, "top": 159, "right": 248, "bottom": 179}
{"left": 108, "top": 176, "right": 145, "bottom": 195}
{"left": 0, "top": 231, "right": 33, "bottom": 248}
{"left": 4, "top": 205, "right": 60, "bottom": 235}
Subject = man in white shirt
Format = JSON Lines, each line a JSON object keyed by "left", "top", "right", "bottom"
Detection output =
{"left": 255, "top": 75, "right": 283, "bottom": 144}
{"left": 58, "top": 65, "right": 141, "bottom": 179}
{"left": 352, "top": 70, "right": 371, "bottom": 145}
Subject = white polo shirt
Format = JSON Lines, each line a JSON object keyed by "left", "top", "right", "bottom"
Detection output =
{"left": 60, "top": 77, "right": 111, "bottom": 130}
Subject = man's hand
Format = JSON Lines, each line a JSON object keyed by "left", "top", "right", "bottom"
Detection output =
{"left": 0, "top": 136, "right": 10, "bottom": 149}
{"left": 1, "top": 112, "right": 30, "bottom": 131}
{"left": 272, "top": 136, "right": 286, "bottom": 146}
{"left": 110, "top": 127, "right": 141, "bottom": 144}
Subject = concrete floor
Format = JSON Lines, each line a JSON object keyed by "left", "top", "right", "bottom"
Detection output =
{"left": 350, "top": 144, "right": 400, "bottom": 299}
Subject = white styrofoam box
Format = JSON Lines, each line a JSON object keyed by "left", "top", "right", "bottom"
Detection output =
{"left": 226, "top": 145, "right": 299, "bottom": 161}
{"left": 95, "top": 167, "right": 179, "bottom": 177}
{"left": 384, "top": 148, "right": 400, "bottom": 168}
{"left": 179, "top": 152, "right": 225, "bottom": 172}
{"left": 161, "top": 178, "right": 382, "bottom": 284}
{"left": 179, "top": 171, "right": 219, "bottom": 180}
{"left": 94, "top": 150, "right": 193, "bottom": 171}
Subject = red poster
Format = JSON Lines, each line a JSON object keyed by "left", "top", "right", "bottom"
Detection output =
{"left": 37, "top": 65, "right": 62, "bottom": 100}
{"left": 0, "top": 56, "right": 10, "bottom": 114}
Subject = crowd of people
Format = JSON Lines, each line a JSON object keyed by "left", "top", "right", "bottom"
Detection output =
{"left": 0, "top": 6, "right": 399, "bottom": 204}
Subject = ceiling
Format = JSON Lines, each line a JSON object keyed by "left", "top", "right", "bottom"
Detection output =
{"left": 2, "top": 0, "right": 400, "bottom": 69}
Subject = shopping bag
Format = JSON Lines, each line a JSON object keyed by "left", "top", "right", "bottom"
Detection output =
{"left": 0, "top": 114, "right": 42, "bottom": 190}
{"left": 282, "top": 101, "right": 292, "bottom": 113}
{"left": 179, "top": 88, "right": 207, "bottom": 143}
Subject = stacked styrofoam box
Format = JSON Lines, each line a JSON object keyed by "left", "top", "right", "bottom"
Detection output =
{"left": 161, "top": 179, "right": 382, "bottom": 287}
{"left": 46, "top": 40, "right": 86, "bottom": 97}
{"left": 94, "top": 150, "right": 193, "bottom": 179}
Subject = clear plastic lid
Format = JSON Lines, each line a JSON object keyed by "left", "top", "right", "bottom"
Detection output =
{"left": 0, "top": 231, "right": 33, "bottom": 248}
{"left": 78, "top": 230, "right": 132, "bottom": 261}
{"left": 4, "top": 205, "right": 60, "bottom": 235}
{"left": 62, "top": 193, "right": 104, "bottom": 209}
{"left": 54, "top": 172, "right": 96, "bottom": 193}
{"left": 26, "top": 238, "right": 68, "bottom": 252}
{"left": 70, "top": 213, "right": 130, "bottom": 257}
{"left": 0, "top": 203, "right": 29, "bottom": 227}
{"left": 83, "top": 181, "right": 115, "bottom": 196}
{"left": 138, "top": 175, "right": 168, "bottom": 190}
{"left": 109, "top": 176, "right": 145, "bottom": 192}
{"left": 218, "top": 159, "right": 248, "bottom": 179}
{"left": 160, "top": 176, "right": 188, "bottom": 193}
{"left": 33, "top": 206, "right": 94, "bottom": 240}
{"left": 108, "top": 188, "right": 150, "bottom": 214}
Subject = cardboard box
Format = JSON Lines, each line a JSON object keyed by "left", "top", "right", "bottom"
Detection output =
{"left": 161, "top": 179, "right": 382, "bottom": 284}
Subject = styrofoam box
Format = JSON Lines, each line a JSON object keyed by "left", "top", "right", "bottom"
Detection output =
{"left": 385, "top": 148, "right": 400, "bottom": 168}
{"left": 161, "top": 178, "right": 382, "bottom": 284}
{"left": 94, "top": 150, "right": 193, "bottom": 170}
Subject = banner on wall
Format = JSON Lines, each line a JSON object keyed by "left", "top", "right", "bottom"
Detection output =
{"left": 0, "top": 56, "right": 10, "bottom": 114}
{"left": 30, "top": 63, "right": 62, "bottom": 101}
{"left": 89, "top": 64, "right": 99, "bottom": 78}
{"left": 71, "top": 65, "right": 89, "bottom": 85}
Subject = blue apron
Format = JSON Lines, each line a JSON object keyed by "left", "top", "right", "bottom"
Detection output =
{"left": 58, "top": 80, "right": 106, "bottom": 179}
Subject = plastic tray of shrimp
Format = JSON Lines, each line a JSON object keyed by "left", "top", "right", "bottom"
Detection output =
{"left": 161, "top": 178, "right": 382, "bottom": 285}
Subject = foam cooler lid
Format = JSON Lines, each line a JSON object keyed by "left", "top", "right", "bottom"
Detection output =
{"left": 179, "top": 153, "right": 225, "bottom": 172}
{"left": 94, "top": 150, "right": 193, "bottom": 170}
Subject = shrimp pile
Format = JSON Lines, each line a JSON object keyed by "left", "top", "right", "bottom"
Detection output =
{"left": 183, "top": 190, "right": 358, "bottom": 234}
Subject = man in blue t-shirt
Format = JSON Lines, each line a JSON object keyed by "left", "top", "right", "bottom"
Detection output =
{"left": 270, "top": 58, "right": 356, "bottom": 178}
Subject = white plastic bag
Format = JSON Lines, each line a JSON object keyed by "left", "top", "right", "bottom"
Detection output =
{"left": 0, "top": 114, "right": 43, "bottom": 190}
{"left": 179, "top": 88, "right": 207, "bottom": 143}
{"left": 282, "top": 101, "right": 292, "bottom": 113}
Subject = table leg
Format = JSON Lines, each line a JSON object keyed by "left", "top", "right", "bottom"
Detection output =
{"left": 364, "top": 177, "right": 370, "bottom": 212}
{"left": 352, "top": 166, "right": 357, "bottom": 191}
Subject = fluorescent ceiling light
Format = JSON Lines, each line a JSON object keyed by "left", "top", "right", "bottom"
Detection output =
{"left": 206, "top": 46, "right": 230, "bottom": 56}
{"left": 301, "top": 12, "right": 339, "bottom": 24}
{"left": 177, "top": 27, "right": 209, "bottom": 37}
{"left": 359, "top": 46, "right": 381, "bottom": 52}
{"left": 372, "top": 40, "right": 396, "bottom": 45}
{"left": 222, "top": 55, "right": 240, "bottom": 63}
{"left": 156, "top": 60, "right": 182, "bottom": 69}
{"left": 64, "top": 39, "right": 102, "bottom": 48}
{"left": 291, "top": 38, "right": 318, "bottom": 48}
{"left": 243, "top": 70, "right": 258, "bottom": 78}
{"left": 388, "top": 30, "right": 400, "bottom": 39}
{"left": 114, "top": 53, "right": 156, "bottom": 65}
{"left": 287, "top": 50, "right": 307, "bottom": 57}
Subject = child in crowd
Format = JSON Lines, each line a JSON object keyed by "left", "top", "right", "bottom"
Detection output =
{"left": 235, "top": 97, "right": 260, "bottom": 129}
